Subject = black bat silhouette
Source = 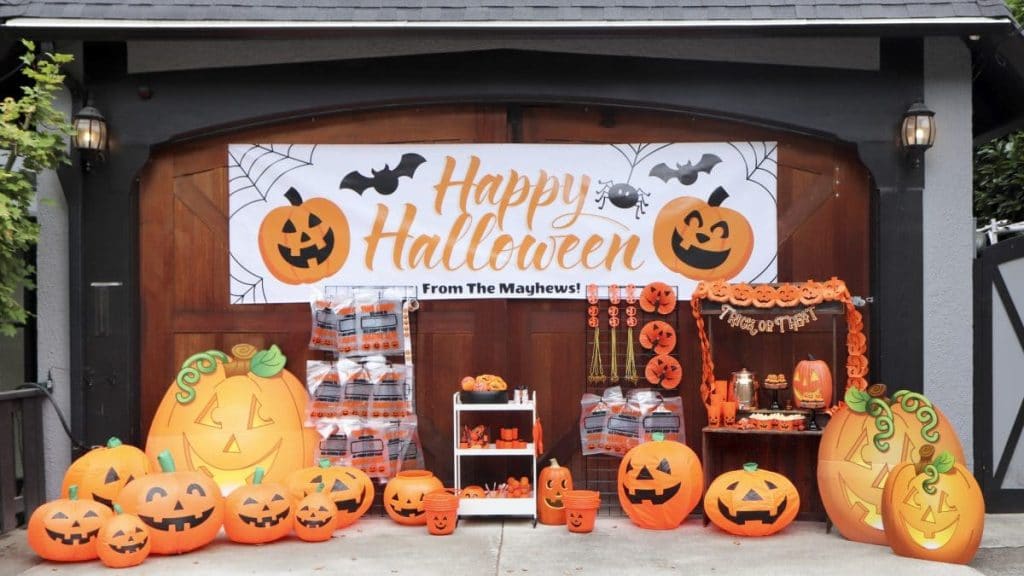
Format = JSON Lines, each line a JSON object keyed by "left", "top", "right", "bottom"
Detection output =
{"left": 340, "top": 153, "right": 426, "bottom": 196}
{"left": 649, "top": 153, "right": 722, "bottom": 185}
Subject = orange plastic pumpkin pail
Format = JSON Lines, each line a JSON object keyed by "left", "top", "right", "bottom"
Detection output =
{"left": 562, "top": 490, "right": 601, "bottom": 534}
{"left": 422, "top": 491, "right": 459, "bottom": 536}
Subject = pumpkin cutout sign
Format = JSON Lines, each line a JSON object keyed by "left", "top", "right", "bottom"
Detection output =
{"left": 258, "top": 187, "right": 350, "bottom": 285}
{"left": 817, "top": 385, "right": 965, "bottom": 546}
{"left": 653, "top": 187, "right": 754, "bottom": 281}
{"left": 146, "top": 343, "right": 316, "bottom": 495}
{"left": 703, "top": 463, "right": 799, "bottom": 536}
{"left": 96, "top": 504, "right": 151, "bottom": 569}
{"left": 28, "top": 485, "right": 113, "bottom": 562}
{"left": 617, "top": 434, "right": 703, "bottom": 530}
{"left": 61, "top": 437, "right": 151, "bottom": 510}
{"left": 881, "top": 446, "right": 984, "bottom": 564}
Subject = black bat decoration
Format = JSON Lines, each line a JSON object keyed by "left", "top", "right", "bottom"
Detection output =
{"left": 340, "top": 153, "right": 427, "bottom": 196}
{"left": 649, "top": 153, "right": 723, "bottom": 186}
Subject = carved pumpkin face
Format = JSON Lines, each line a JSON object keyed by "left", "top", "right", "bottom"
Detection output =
{"left": 775, "top": 283, "right": 800, "bottom": 307}
{"left": 294, "top": 486, "right": 337, "bottom": 542}
{"left": 731, "top": 283, "right": 754, "bottom": 306}
{"left": 28, "top": 486, "right": 113, "bottom": 562}
{"left": 752, "top": 285, "right": 778, "bottom": 309}
{"left": 286, "top": 460, "right": 375, "bottom": 528}
{"left": 567, "top": 510, "right": 586, "bottom": 530}
{"left": 224, "top": 468, "right": 293, "bottom": 544}
{"left": 96, "top": 505, "right": 150, "bottom": 568}
{"left": 115, "top": 450, "right": 224, "bottom": 555}
{"left": 430, "top": 511, "right": 453, "bottom": 532}
{"left": 639, "top": 321, "right": 677, "bottom": 355}
{"left": 817, "top": 386, "right": 964, "bottom": 545}
{"left": 61, "top": 437, "right": 151, "bottom": 510}
{"left": 792, "top": 357, "right": 833, "bottom": 408}
{"left": 258, "top": 187, "right": 349, "bottom": 285}
{"left": 383, "top": 470, "right": 443, "bottom": 525}
{"left": 704, "top": 463, "right": 800, "bottom": 536}
{"left": 800, "top": 281, "right": 824, "bottom": 305}
{"left": 147, "top": 344, "right": 316, "bottom": 495}
{"left": 538, "top": 459, "right": 574, "bottom": 525}
{"left": 881, "top": 448, "right": 984, "bottom": 564}
{"left": 617, "top": 438, "right": 703, "bottom": 530}
{"left": 460, "top": 485, "right": 485, "bottom": 498}
{"left": 653, "top": 187, "right": 754, "bottom": 281}
{"left": 645, "top": 354, "right": 682, "bottom": 390}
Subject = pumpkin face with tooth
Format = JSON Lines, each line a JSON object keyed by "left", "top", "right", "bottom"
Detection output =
{"left": 96, "top": 504, "right": 150, "bottom": 568}
{"left": 704, "top": 463, "right": 799, "bottom": 536}
{"left": 61, "top": 437, "right": 150, "bottom": 510}
{"left": 617, "top": 437, "right": 703, "bottom": 530}
{"left": 383, "top": 470, "right": 443, "bottom": 526}
{"left": 538, "top": 459, "right": 573, "bottom": 525}
{"left": 653, "top": 187, "right": 754, "bottom": 281}
{"left": 28, "top": 485, "right": 113, "bottom": 562}
{"left": 430, "top": 512, "right": 453, "bottom": 532}
{"left": 224, "top": 467, "right": 293, "bottom": 544}
{"left": 115, "top": 450, "right": 224, "bottom": 555}
{"left": 792, "top": 356, "right": 832, "bottom": 408}
{"left": 259, "top": 187, "right": 349, "bottom": 285}
{"left": 294, "top": 485, "right": 337, "bottom": 542}
{"left": 286, "top": 460, "right": 374, "bottom": 528}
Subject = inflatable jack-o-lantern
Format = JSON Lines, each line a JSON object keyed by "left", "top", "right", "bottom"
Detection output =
{"left": 704, "top": 463, "right": 799, "bottom": 537}
{"left": 97, "top": 504, "right": 151, "bottom": 568}
{"left": 881, "top": 446, "right": 984, "bottom": 564}
{"left": 653, "top": 187, "right": 754, "bottom": 281}
{"left": 538, "top": 459, "right": 574, "bottom": 525}
{"left": 224, "top": 467, "right": 293, "bottom": 544}
{"left": 285, "top": 459, "right": 375, "bottom": 528}
{"left": 383, "top": 470, "right": 443, "bottom": 526}
{"left": 146, "top": 343, "right": 316, "bottom": 495}
{"left": 61, "top": 437, "right": 151, "bottom": 510}
{"left": 617, "top": 434, "right": 702, "bottom": 530}
{"left": 115, "top": 450, "right": 224, "bottom": 555}
{"left": 28, "top": 485, "right": 113, "bottom": 562}
{"left": 817, "top": 385, "right": 964, "bottom": 545}
{"left": 294, "top": 483, "right": 337, "bottom": 542}
{"left": 258, "top": 187, "right": 350, "bottom": 285}
{"left": 792, "top": 355, "right": 833, "bottom": 408}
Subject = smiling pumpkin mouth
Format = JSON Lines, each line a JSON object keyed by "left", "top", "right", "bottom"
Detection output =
{"left": 110, "top": 538, "right": 149, "bottom": 554}
{"left": 239, "top": 508, "right": 290, "bottom": 528}
{"left": 45, "top": 528, "right": 99, "bottom": 545}
{"left": 671, "top": 229, "right": 730, "bottom": 270}
{"left": 900, "top": 514, "right": 959, "bottom": 550}
{"left": 839, "top": 474, "right": 883, "bottom": 530}
{"left": 545, "top": 497, "right": 564, "bottom": 509}
{"left": 183, "top": 436, "right": 282, "bottom": 492}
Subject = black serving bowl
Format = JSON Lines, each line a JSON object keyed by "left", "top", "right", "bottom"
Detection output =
{"left": 460, "top": 390, "right": 509, "bottom": 404}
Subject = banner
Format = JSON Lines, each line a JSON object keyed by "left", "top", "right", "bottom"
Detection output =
{"left": 228, "top": 143, "right": 777, "bottom": 303}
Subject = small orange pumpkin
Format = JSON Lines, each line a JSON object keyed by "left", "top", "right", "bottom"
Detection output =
{"left": 383, "top": 470, "right": 443, "bottom": 525}
{"left": 96, "top": 504, "right": 150, "bottom": 568}
{"left": 652, "top": 187, "right": 754, "bottom": 281}
{"left": 285, "top": 459, "right": 374, "bottom": 529}
{"left": 704, "top": 463, "right": 800, "bottom": 536}
{"left": 617, "top": 434, "right": 703, "bottom": 530}
{"left": 293, "top": 483, "right": 337, "bottom": 542}
{"left": 61, "top": 437, "right": 151, "bottom": 510}
{"left": 775, "top": 283, "right": 800, "bottom": 307}
{"left": 460, "top": 485, "right": 486, "bottom": 498}
{"left": 645, "top": 354, "right": 682, "bottom": 390}
{"left": 224, "top": 467, "right": 293, "bottom": 544}
{"left": 28, "top": 485, "right": 112, "bottom": 562}
{"left": 799, "top": 281, "right": 824, "bottom": 306}
{"left": 730, "top": 283, "right": 754, "bottom": 306}
{"left": 258, "top": 187, "right": 350, "bottom": 285}
{"left": 537, "top": 459, "right": 574, "bottom": 525}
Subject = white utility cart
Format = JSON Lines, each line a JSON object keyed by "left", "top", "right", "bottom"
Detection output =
{"left": 452, "top": 391, "right": 537, "bottom": 525}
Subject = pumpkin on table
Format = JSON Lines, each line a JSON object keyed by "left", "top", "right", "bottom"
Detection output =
{"left": 285, "top": 459, "right": 375, "bottom": 528}
{"left": 294, "top": 483, "right": 338, "bottom": 542}
{"left": 652, "top": 187, "right": 754, "bottom": 281}
{"left": 258, "top": 187, "right": 350, "bottom": 285}
{"left": 97, "top": 504, "right": 151, "bottom": 568}
{"left": 28, "top": 485, "right": 112, "bottom": 562}
{"left": 881, "top": 446, "right": 984, "bottom": 564}
{"left": 115, "top": 450, "right": 224, "bottom": 555}
{"left": 617, "top": 433, "right": 703, "bottom": 530}
{"left": 61, "top": 437, "right": 150, "bottom": 510}
{"left": 704, "top": 463, "right": 800, "bottom": 536}
{"left": 224, "top": 467, "right": 293, "bottom": 544}
{"left": 383, "top": 470, "right": 443, "bottom": 526}
{"left": 791, "top": 355, "right": 833, "bottom": 408}
{"left": 537, "top": 459, "right": 574, "bottom": 525}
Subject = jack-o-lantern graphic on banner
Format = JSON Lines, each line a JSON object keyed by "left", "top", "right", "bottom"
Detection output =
{"left": 703, "top": 463, "right": 800, "bottom": 537}
{"left": 881, "top": 445, "right": 984, "bottom": 564}
{"left": 258, "top": 187, "right": 350, "bottom": 285}
{"left": 653, "top": 187, "right": 754, "bottom": 281}
{"left": 61, "top": 437, "right": 151, "bottom": 510}
{"left": 146, "top": 343, "right": 316, "bottom": 495}
{"left": 28, "top": 485, "right": 113, "bottom": 562}
{"left": 617, "top": 434, "right": 703, "bottom": 530}
{"left": 817, "top": 384, "right": 965, "bottom": 546}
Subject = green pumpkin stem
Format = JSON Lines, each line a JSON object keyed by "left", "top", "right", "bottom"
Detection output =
{"left": 175, "top": 350, "right": 229, "bottom": 405}
{"left": 69, "top": 485, "right": 78, "bottom": 500}
{"left": 319, "top": 459, "right": 331, "bottom": 468}
{"left": 253, "top": 467, "right": 266, "bottom": 485}
{"left": 743, "top": 462, "right": 759, "bottom": 473}
{"left": 316, "top": 483, "right": 325, "bottom": 494}
{"left": 892, "top": 390, "right": 940, "bottom": 443}
{"left": 157, "top": 449, "right": 176, "bottom": 473}
{"left": 113, "top": 503, "right": 123, "bottom": 515}
{"left": 652, "top": 432, "right": 666, "bottom": 442}
{"left": 708, "top": 186, "right": 729, "bottom": 207}
{"left": 107, "top": 437, "right": 123, "bottom": 448}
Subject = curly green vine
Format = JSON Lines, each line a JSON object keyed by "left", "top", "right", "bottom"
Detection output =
{"left": 866, "top": 398, "right": 895, "bottom": 452}
{"left": 892, "top": 390, "right": 940, "bottom": 443}
{"left": 175, "top": 350, "right": 229, "bottom": 404}
{"left": 921, "top": 463, "right": 941, "bottom": 495}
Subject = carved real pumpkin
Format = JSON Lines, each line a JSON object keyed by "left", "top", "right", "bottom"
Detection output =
{"left": 817, "top": 385, "right": 965, "bottom": 545}
{"left": 537, "top": 459, "right": 574, "bottom": 525}
{"left": 653, "top": 187, "right": 754, "bottom": 281}
{"left": 881, "top": 446, "right": 984, "bottom": 564}
{"left": 97, "top": 504, "right": 150, "bottom": 568}
{"left": 383, "top": 470, "right": 443, "bottom": 525}
{"left": 285, "top": 459, "right": 374, "bottom": 528}
{"left": 617, "top": 435, "right": 703, "bottom": 530}
{"left": 703, "top": 463, "right": 800, "bottom": 536}
{"left": 639, "top": 321, "right": 677, "bottom": 355}
{"left": 61, "top": 437, "right": 151, "bottom": 510}
{"left": 645, "top": 354, "right": 682, "bottom": 390}
{"left": 792, "top": 355, "right": 833, "bottom": 408}
{"left": 294, "top": 483, "right": 337, "bottom": 542}
{"left": 28, "top": 485, "right": 112, "bottom": 562}
{"left": 258, "top": 187, "right": 349, "bottom": 285}
{"left": 115, "top": 450, "right": 224, "bottom": 555}
{"left": 224, "top": 467, "right": 293, "bottom": 544}
{"left": 146, "top": 344, "right": 316, "bottom": 495}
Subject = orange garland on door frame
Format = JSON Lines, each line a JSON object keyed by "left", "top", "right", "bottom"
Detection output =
{"left": 691, "top": 278, "right": 868, "bottom": 405}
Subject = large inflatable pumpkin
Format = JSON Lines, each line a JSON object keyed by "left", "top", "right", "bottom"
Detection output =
{"left": 817, "top": 384, "right": 964, "bottom": 545}
{"left": 704, "top": 463, "right": 799, "bottom": 537}
{"left": 617, "top": 434, "right": 702, "bottom": 530}
{"left": 146, "top": 343, "right": 316, "bottom": 495}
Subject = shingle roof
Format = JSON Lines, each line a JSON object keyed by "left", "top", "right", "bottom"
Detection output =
{"left": 0, "top": 0, "right": 1015, "bottom": 23}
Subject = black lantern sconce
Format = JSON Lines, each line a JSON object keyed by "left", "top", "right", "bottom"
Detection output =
{"left": 71, "top": 100, "right": 107, "bottom": 172}
{"left": 900, "top": 101, "right": 935, "bottom": 168}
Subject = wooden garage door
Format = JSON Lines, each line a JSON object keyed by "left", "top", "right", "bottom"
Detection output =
{"left": 138, "top": 104, "right": 869, "bottom": 495}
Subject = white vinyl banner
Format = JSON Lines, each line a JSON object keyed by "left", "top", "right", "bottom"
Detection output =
{"left": 228, "top": 143, "right": 777, "bottom": 303}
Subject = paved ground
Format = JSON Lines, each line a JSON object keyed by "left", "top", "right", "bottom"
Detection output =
{"left": 1, "top": 514, "right": 1020, "bottom": 575}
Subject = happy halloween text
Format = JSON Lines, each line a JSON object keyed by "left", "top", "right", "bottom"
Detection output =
{"left": 362, "top": 156, "right": 644, "bottom": 272}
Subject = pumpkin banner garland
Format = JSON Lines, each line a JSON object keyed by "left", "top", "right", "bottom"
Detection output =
{"left": 703, "top": 463, "right": 800, "bottom": 537}
{"left": 61, "top": 437, "right": 151, "bottom": 510}
{"left": 28, "top": 485, "right": 113, "bottom": 562}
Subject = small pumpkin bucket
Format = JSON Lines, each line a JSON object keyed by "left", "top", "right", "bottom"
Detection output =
{"left": 562, "top": 490, "right": 601, "bottom": 534}
{"left": 423, "top": 490, "right": 460, "bottom": 536}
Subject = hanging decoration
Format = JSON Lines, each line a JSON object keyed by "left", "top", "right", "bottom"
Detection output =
{"left": 608, "top": 285, "right": 620, "bottom": 382}
{"left": 586, "top": 284, "right": 605, "bottom": 383}
{"left": 623, "top": 284, "right": 639, "bottom": 384}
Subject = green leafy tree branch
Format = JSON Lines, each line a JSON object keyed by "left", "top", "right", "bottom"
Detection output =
{"left": 0, "top": 40, "right": 74, "bottom": 336}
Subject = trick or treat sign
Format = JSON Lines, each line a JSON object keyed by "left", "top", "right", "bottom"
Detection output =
{"left": 228, "top": 143, "right": 777, "bottom": 303}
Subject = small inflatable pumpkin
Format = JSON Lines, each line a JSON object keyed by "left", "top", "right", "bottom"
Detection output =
{"left": 285, "top": 459, "right": 374, "bottom": 529}
{"left": 28, "top": 485, "right": 112, "bottom": 562}
{"left": 224, "top": 467, "right": 293, "bottom": 544}
{"left": 96, "top": 504, "right": 151, "bottom": 568}
{"left": 294, "top": 483, "right": 337, "bottom": 542}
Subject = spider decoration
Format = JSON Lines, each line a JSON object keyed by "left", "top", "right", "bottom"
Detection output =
{"left": 595, "top": 181, "right": 651, "bottom": 220}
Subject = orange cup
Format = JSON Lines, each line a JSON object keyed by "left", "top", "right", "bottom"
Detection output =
{"left": 562, "top": 490, "right": 600, "bottom": 533}
{"left": 721, "top": 401, "right": 738, "bottom": 427}
{"left": 706, "top": 400, "right": 722, "bottom": 427}
{"left": 423, "top": 491, "right": 460, "bottom": 535}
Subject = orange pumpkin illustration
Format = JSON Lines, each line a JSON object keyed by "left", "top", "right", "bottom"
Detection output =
{"left": 653, "top": 187, "right": 754, "bottom": 281}
{"left": 258, "top": 187, "right": 349, "bottom": 285}
{"left": 703, "top": 463, "right": 800, "bottom": 537}
{"left": 617, "top": 435, "right": 702, "bottom": 530}
{"left": 639, "top": 320, "right": 677, "bottom": 355}
{"left": 645, "top": 354, "right": 682, "bottom": 389}
{"left": 639, "top": 281, "right": 676, "bottom": 314}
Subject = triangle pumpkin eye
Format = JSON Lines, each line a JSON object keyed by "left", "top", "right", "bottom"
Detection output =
{"left": 113, "top": 530, "right": 125, "bottom": 538}
{"left": 104, "top": 468, "right": 120, "bottom": 484}
{"left": 657, "top": 458, "right": 672, "bottom": 475}
{"left": 311, "top": 475, "right": 322, "bottom": 484}
{"left": 244, "top": 497, "right": 258, "bottom": 505}
{"left": 309, "top": 213, "right": 322, "bottom": 227}
{"left": 301, "top": 506, "right": 309, "bottom": 512}
{"left": 271, "top": 494, "right": 285, "bottom": 502}
{"left": 84, "top": 510, "right": 99, "bottom": 518}
{"left": 332, "top": 479, "right": 348, "bottom": 492}
{"left": 283, "top": 219, "right": 297, "bottom": 233}
{"left": 52, "top": 511, "right": 68, "bottom": 520}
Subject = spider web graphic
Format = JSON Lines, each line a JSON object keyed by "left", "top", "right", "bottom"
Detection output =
{"left": 229, "top": 253, "right": 268, "bottom": 304}
{"left": 729, "top": 141, "right": 778, "bottom": 204}
{"left": 228, "top": 144, "right": 317, "bottom": 217}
